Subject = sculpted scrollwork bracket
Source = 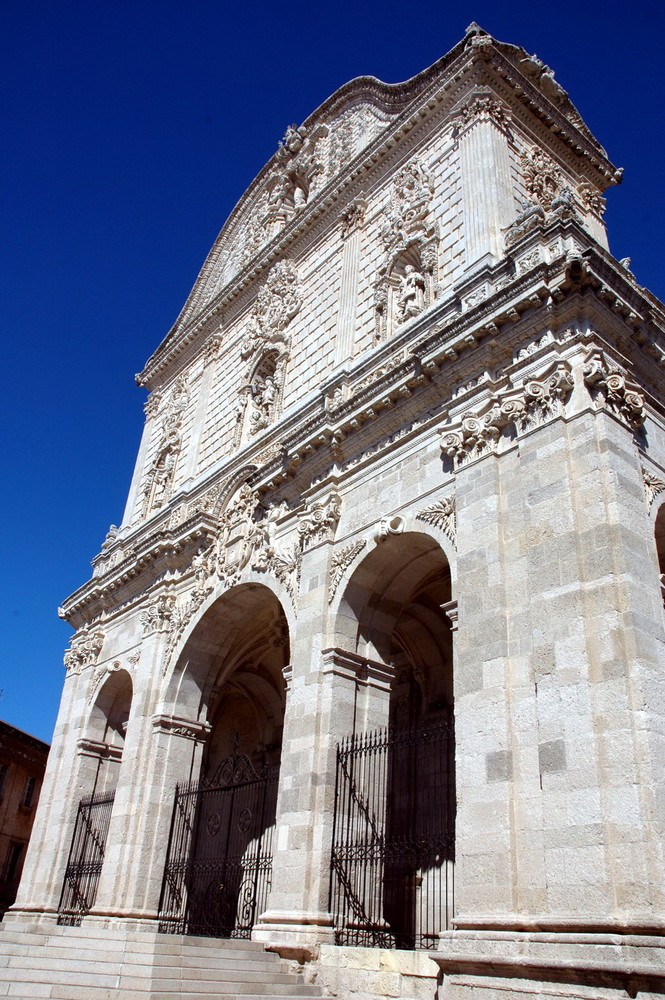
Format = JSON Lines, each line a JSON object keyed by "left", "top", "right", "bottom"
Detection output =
{"left": 583, "top": 351, "right": 646, "bottom": 429}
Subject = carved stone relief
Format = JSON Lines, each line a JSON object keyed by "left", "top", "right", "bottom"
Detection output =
{"left": 298, "top": 494, "right": 342, "bottom": 550}
{"left": 328, "top": 539, "right": 366, "bottom": 603}
{"left": 416, "top": 497, "right": 456, "bottom": 543}
{"left": 440, "top": 361, "right": 574, "bottom": 467}
{"left": 521, "top": 147, "right": 563, "bottom": 210}
{"left": 583, "top": 351, "right": 646, "bottom": 429}
{"left": 643, "top": 468, "right": 665, "bottom": 509}
{"left": 141, "top": 377, "right": 190, "bottom": 517}
{"left": 64, "top": 627, "right": 105, "bottom": 676}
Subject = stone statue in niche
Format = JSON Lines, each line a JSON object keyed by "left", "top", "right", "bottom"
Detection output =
{"left": 248, "top": 373, "right": 277, "bottom": 435}
{"left": 396, "top": 264, "right": 426, "bottom": 321}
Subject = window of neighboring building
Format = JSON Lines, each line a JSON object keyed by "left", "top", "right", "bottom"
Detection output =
{"left": 21, "top": 776, "right": 37, "bottom": 809}
{"left": 0, "top": 763, "right": 8, "bottom": 799}
{"left": 2, "top": 842, "right": 23, "bottom": 883}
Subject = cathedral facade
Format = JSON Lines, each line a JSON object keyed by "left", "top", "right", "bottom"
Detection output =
{"left": 3, "top": 24, "right": 665, "bottom": 1000}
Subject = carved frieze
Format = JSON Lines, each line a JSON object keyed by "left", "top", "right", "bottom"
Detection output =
{"left": 583, "top": 352, "right": 646, "bottom": 429}
{"left": 64, "top": 627, "right": 105, "bottom": 676}
{"left": 416, "top": 497, "right": 456, "bottom": 543}
{"left": 642, "top": 468, "right": 665, "bottom": 509}
{"left": 298, "top": 494, "right": 342, "bottom": 550}
{"left": 329, "top": 539, "right": 366, "bottom": 602}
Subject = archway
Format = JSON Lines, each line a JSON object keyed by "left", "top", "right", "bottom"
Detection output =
{"left": 331, "top": 531, "right": 455, "bottom": 949}
{"left": 57, "top": 669, "right": 133, "bottom": 925}
{"left": 159, "top": 582, "right": 289, "bottom": 939}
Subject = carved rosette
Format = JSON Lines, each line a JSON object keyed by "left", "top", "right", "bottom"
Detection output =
{"left": 583, "top": 352, "right": 646, "bottom": 429}
{"left": 299, "top": 494, "right": 342, "bottom": 550}
{"left": 440, "top": 362, "right": 574, "bottom": 467}
{"left": 64, "top": 627, "right": 105, "bottom": 676}
{"left": 416, "top": 497, "right": 456, "bottom": 543}
{"left": 329, "top": 539, "right": 366, "bottom": 603}
{"left": 643, "top": 468, "right": 665, "bottom": 509}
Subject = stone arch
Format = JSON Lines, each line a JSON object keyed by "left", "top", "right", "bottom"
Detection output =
{"left": 84, "top": 668, "right": 133, "bottom": 797}
{"left": 330, "top": 530, "right": 455, "bottom": 947}
{"left": 157, "top": 582, "right": 289, "bottom": 938}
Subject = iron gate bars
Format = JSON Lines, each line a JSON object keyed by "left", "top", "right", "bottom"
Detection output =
{"left": 158, "top": 750, "right": 278, "bottom": 938}
{"left": 57, "top": 790, "right": 115, "bottom": 926}
{"left": 330, "top": 720, "right": 455, "bottom": 950}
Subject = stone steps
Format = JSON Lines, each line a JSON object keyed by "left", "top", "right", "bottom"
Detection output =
{"left": 0, "top": 924, "right": 328, "bottom": 1000}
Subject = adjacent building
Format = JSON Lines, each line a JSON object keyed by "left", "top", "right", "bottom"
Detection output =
{"left": 2, "top": 24, "right": 665, "bottom": 1000}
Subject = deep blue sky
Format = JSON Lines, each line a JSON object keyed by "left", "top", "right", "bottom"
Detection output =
{"left": 1, "top": 0, "right": 663, "bottom": 742}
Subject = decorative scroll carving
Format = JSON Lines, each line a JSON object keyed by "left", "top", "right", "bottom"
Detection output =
{"left": 577, "top": 180, "right": 606, "bottom": 217}
{"left": 583, "top": 352, "right": 646, "bottom": 429}
{"left": 298, "top": 493, "right": 342, "bottom": 550}
{"left": 340, "top": 196, "right": 367, "bottom": 239}
{"left": 381, "top": 160, "right": 434, "bottom": 252}
{"left": 141, "top": 377, "right": 190, "bottom": 517}
{"left": 503, "top": 202, "right": 546, "bottom": 246}
{"left": 140, "top": 592, "right": 178, "bottom": 635}
{"left": 440, "top": 362, "right": 574, "bottom": 467}
{"left": 521, "top": 146, "right": 563, "bottom": 210}
{"left": 240, "top": 261, "right": 301, "bottom": 360}
{"left": 456, "top": 93, "right": 511, "bottom": 133}
{"left": 374, "top": 515, "right": 405, "bottom": 543}
{"left": 643, "top": 468, "right": 665, "bottom": 509}
{"left": 64, "top": 627, "right": 105, "bottom": 675}
{"left": 417, "top": 497, "right": 456, "bottom": 542}
{"left": 329, "top": 539, "right": 366, "bottom": 602}
{"left": 88, "top": 658, "right": 125, "bottom": 704}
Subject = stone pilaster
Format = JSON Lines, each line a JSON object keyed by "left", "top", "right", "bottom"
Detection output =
{"left": 458, "top": 106, "right": 515, "bottom": 266}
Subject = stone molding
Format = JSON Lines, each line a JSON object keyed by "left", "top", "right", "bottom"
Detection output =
{"left": 321, "top": 647, "right": 394, "bottom": 691}
{"left": 76, "top": 737, "right": 123, "bottom": 762}
{"left": 151, "top": 714, "right": 212, "bottom": 743}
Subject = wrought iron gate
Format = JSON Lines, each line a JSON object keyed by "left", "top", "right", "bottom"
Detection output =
{"left": 57, "top": 790, "right": 115, "bottom": 926}
{"left": 330, "top": 720, "right": 454, "bottom": 949}
{"left": 158, "top": 750, "right": 278, "bottom": 938}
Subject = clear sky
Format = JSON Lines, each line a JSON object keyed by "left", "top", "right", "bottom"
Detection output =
{"left": 1, "top": 0, "right": 663, "bottom": 743}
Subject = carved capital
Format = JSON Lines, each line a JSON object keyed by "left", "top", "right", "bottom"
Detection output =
{"left": 583, "top": 352, "right": 645, "bottom": 429}
{"left": 299, "top": 493, "right": 342, "bottom": 550}
{"left": 340, "top": 196, "right": 367, "bottom": 239}
{"left": 64, "top": 627, "right": 105, "bottom": 675}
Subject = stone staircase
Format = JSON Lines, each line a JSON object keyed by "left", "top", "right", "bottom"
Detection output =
{"left": 0, "top": 923, "right": 328, "bottom": 1000}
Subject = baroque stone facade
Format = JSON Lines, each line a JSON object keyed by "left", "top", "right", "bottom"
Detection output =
{"left": 3, "top": 24, "right": 665, "bottom": 1000}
